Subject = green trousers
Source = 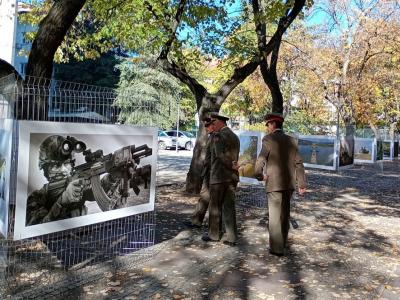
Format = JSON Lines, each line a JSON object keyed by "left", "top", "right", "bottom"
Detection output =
{"left": 191, "top": 181, "right": 210, "bottom": 226}
{"left": 267, "top": 190, "right": 293, "bottom": 254}
{"left": 208, "top": 182, "right": 238, "bottom": 242}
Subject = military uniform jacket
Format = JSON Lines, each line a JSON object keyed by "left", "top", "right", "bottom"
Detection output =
{"left": 209, "top": 127, "right": 240, "bottom": 184}
{"left": 201, "top": 133, "right": 214, "bottom": 184}
{"left": 254, "top": 129, "right": 306, "bottom": 192}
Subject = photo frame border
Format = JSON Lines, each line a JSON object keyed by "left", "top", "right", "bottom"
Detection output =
{"left": 234, "top": 130, "right": 263, "bottom": 185}
{"left": 354, "top": 137, "right": 376, "bottom": 164}
{"left": 382, "top": 140, "right": 394, "bottom": 161}
{"left": 297, "top": 135, "right": 338, "bottom": 171}
{"left": 14, "top": 121, "right": 158, "bottom": 240}
{"left": 0, "top": 118, "right": 13, "bottom": 237}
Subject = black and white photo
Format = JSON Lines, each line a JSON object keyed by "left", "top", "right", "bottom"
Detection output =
{"left": 14, "top": 121, "right": 157, "bottom": 240}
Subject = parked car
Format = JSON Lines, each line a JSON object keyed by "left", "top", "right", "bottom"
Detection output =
{"left": 164, "top": 130, "right": 196, "bottom": 150}
{"left": 158, "top": 130, "right": 176, "bottom": 150}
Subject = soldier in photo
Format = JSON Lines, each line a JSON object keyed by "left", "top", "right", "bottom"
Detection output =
{"left": 26, "top": 135, "right": 152, "bottom": 225}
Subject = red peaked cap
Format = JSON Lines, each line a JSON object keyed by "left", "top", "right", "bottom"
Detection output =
{"left": 265, "top": 112, "right": 284, "bottom": 123}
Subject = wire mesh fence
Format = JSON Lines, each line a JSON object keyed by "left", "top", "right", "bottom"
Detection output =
{"left": 0, "top": 74, "right": 168, "bottom": 299}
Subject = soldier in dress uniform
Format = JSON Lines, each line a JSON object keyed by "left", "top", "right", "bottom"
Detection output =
{"left": 254, "top": 113, "right": 307, "bottom": 256}
{"left": 201, "top": 112, "right": 240, "bottom": 246}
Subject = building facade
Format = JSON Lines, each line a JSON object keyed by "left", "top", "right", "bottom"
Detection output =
{"left": 0, "top": 1, "right": 34, "bottom": 77}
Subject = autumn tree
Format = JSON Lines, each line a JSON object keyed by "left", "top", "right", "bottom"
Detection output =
{"left": 251, "top": 0, "right": 309, "bottom": 114}
{"left": 306, "top": 0, "right": 400, "bottom": 136}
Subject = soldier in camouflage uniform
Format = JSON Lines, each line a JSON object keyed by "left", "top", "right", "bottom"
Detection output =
{"left": 26, "top": 135, "right": 118, "bottom": 225}
{"left": 202, "top": 113, "right": 240, "bottom": 245}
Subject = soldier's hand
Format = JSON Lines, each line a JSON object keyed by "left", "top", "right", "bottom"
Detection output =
{"left": 298, "top": 187, "right": 306, "bottom": 196}
{"left": 60, "top": 179, "right": 84, "bottom": 204}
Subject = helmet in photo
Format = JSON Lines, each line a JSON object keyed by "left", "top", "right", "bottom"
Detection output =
{"left": 38, "top": 135, "right": 86, "bottom": 170}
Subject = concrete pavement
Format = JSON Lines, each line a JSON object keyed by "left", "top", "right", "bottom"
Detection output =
{"left": 55, "top": 159, "right": 400, "bottom": 300}
{"left": 157, "top": 149, "right": 192, "bottom": 186}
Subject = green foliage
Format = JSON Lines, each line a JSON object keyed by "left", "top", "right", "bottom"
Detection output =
{"left": 179, "top": 85, "right": 197, "bottom": 130}
{"left": 284, "top": 109, "right": 325, "bottom": 135}
{"left": 114, "top": 58, "right": 194, "bottom": 129}
{"left": 244, "top": 109, "right": 329, "bottom": 135}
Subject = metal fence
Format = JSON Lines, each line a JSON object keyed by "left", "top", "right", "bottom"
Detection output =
{"left": 0, "top": 74, "right": 166, "bottom": 299}
{"left": 225, "top": 115, "right": 398, "bottom": 140}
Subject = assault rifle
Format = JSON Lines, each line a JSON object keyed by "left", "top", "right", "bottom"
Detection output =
{"left": 47, "top": 144, "right": 152, "bottom": 211}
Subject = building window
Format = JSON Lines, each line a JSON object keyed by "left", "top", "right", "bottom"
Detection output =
{"left": 20, "top": 63, "right": 27, "bottom": 76}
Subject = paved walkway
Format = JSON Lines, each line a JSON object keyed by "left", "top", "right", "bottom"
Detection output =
{"left": 157, "top": 150, "right": 192, "bottom": 186}
{"left": 51, "top": 160, "right": 400, "bottom": 299}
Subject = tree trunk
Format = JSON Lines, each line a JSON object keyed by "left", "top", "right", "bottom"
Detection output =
{"left": 260, "top": 60, "right": 283, "bottom": 113}
{"left": 369, "top": 122, "right": 381, "bottom": 140}
{"left": 26, "top": 0, "right": 86, "bottom": 78}
{"left": 185, "top": 96, "right": 220, "bottom": 193}
{"left": 24, "top": 0, "right": 86, "bottom": 120}
{"left": 251, "top": 0, "right": 305, "bottom": 114}
{"left": 340, "top": 127, "right": 355, "bottom": 166}
{"left": 389, "top": 122, "right": 397, "bottom": 141}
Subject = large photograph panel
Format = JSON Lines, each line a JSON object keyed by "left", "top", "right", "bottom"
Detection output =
{"left": 234, "top": 131, "right": 262, "bottom": 184}
{"left": 0, "top": 118, "right": 13, "bottom": 237}
{"left": 297, "top": 136, "right": 336, "bottom": 170}
{"left": 354, "top": 138, "right": 374, "bottom": 162}
{"left": 14, "top": 121, "right": 157, "bottom": 240}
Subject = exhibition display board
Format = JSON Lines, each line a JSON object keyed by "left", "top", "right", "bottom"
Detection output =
{"left": 354, "top": 138, "right": 376, "bottom": 163}
{"left": 13, "top": 121, "right": 158, "bottom": 240}
{"left": 234, "top": 131, "right": 263, "bottom": 184}
{"left": 382, "top": 141, "right": 391, "bottom": 160}
{"left": 297, "top": 135, "right": 337, "bottom": 171}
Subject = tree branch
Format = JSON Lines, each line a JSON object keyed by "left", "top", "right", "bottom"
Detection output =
{"left": 158, "top": 0, "right": 187, "bottom": 60}
{"left": 159, "top": 58, "right": 207, "bottom": 109}
{"left": 251, "top": 0, "right": 266, "bottom": 53}
{"left": 215, "top": 57, "right": 261, "bottom": 105}
{"left": 262, "top": 0, "right": 305, "bottom": 57}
